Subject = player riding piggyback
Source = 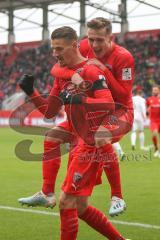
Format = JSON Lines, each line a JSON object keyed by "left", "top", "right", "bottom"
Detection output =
{"left": 51, "top": 17, "right": 135, "bottom": 143}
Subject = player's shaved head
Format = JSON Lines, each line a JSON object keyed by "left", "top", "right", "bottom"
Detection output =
{"left": 87, "top": 17, "right": 112, "bottom": 35}
{"left": 51, "top": 26, "right": 78, "bottom": 42}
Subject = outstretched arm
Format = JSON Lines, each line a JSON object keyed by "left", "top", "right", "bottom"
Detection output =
{"left": 19, "top": 74, "right": 62, "bottom": 118}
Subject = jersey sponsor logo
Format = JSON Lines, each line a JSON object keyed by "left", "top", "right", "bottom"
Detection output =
{"left": 122, "top": 68, "right": 132, "bottom": 80}
{"left": 73, "top": 172, "right": 82, "bottom": 183}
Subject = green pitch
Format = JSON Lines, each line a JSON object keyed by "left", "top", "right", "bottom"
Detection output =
{"left": 0, "top": 127, "right": 160, "bottom": 240}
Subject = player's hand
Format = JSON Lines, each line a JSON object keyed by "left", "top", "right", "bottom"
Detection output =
{"left": 86, "top": 58, "right": 106, "bottom": 71}
{"left": 19, "top": 74, "right": 35, "bottom": 96}
{"left": 71, "top": 73, "right": 84, "bottom": 85}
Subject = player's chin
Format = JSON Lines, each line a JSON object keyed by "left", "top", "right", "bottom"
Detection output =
{"left": 94, "top": 51, "right": 104, "bottom": 59}
{"left": 59, "top": 61, "right": 66, "bottom": 67}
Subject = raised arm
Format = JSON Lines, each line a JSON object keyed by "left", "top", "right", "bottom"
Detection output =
{"left": 19, "top": 74, "right": 62, "bottom": 118}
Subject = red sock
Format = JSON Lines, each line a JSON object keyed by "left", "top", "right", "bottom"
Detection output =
{"left": 60, "top": 209, "right": 78, "bottom": 240}
{"left": 152, "top": 136, "right": 158, "bottom": 150}
{"left": 42, "top": 140, "right": 61, "bottom": 194}
{"left": 102, "top": 144, "right": 122, "bottom": 199}
{"left": 79, "top": 206, "right": 125, "bottom": 240}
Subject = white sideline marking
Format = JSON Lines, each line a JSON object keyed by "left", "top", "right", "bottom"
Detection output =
{"left": 111, "top": 219, "right": 160, "bottom": 230}
{"left": 0, "top": 205, "right": 59, "bottom": 216}
{"left": 0, "top": 205, "right": 160, "bottom": 230}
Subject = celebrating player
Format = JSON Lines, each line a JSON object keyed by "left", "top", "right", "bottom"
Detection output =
{"left": 18, "top": 26, "right": 131, "bottom": 240}
{"left": 51, "top": 17, "right": 134, "bottom": 213}
{"left": 18, "top": 18, "right": 134, "bottom": 217}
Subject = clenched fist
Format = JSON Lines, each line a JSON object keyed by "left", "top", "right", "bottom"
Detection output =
{"left": 19, "top": 74, "right": 35, "bottom": 96}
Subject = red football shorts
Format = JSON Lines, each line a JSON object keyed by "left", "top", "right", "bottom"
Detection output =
{"left": 61, "top": 143, "right": 104, "bottom": 196}
{"left": 150, "top": 121, "right": 160, "bottom": 132}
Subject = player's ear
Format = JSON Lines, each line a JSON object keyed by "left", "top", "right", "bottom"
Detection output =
{"left": 109, "top": 34, "right": 113, "bottom": 41}
{"left": 72, "top": 40, "right": 78, "bottom": 49}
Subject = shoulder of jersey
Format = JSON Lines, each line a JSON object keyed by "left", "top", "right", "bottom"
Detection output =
{"left": 115, "top": 43, "right": 134, "bottom": 59}
{"left": 79, "top": 38, "right": 89, "bottom": 49}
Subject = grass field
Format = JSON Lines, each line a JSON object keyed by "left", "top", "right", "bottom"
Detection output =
{"left": 0, "top": 127, "right": 160, "bottom": 240}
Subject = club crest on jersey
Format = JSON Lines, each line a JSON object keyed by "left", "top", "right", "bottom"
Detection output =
{"left": 122, "top": 68, "right": 132, "bottom": 80}
{"left": 73, "top": 172, "right": 82, "bottom": 183}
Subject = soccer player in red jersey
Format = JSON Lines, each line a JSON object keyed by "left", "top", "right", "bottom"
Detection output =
{"left": 19, "top": 18, "right": 134, "bottom": 217}
{"left": 146, "top": 85, "right": 160, "bottom": 157}
{"left": 51, "top": 18, "right": 134, "bottom": 214}
{"left": 18, "top": 26, "right": 129, "bottom": 240}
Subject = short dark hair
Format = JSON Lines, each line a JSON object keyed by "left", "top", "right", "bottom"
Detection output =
{"left": 152, "top": 84, "right": 160, "bottom": 89}
{"left": 51, "top": 26, "right": 78, "bottom": 41}
{"left": 87, "top": 17, "right": 112, "bottom": 34}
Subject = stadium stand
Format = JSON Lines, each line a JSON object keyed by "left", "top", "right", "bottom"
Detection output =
{"left": 0, "top": 41, "right": 55, "bottom": 109}
{"left": 117, "top": 30, "right": 160, "bottom": 95}
{"left": 0, "top": 29, "right": 160, "bottom": 110}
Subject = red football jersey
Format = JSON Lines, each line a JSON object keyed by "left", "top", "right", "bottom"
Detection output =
{"left": 49, "top": 61, "right": 114, "bottom": 121}
{"left": 146, "top": 96, "right": 160, "bottom": 121}
{"left": 79, "top": 38, "right": 135, "bottom": 109}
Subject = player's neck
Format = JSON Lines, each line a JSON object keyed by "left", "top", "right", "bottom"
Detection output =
{"left": 67, "top": 52, "right": 87, "bottom": 68}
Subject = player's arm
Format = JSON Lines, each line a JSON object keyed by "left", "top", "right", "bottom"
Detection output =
{"left": 104, "top": 54, "right": 134, "bottom": 98}
{"left": 44, "top": 84, "right": 63, "bottom": 119}
{"left": 87, "top": 54, "right": 134, "bottom": 98}
{"left": 19, "top": 74, "right": 62, "bottom": 118}
{"left": 52, "top": 64, "right": 83, "bottom": 86}
{"left": 59, "top": 66, "right": 115, "bottom": 113}
{"left": 83, "top": 67, "right": 115, "bottom": 112}
{"left": 52, "top": 54, "right": 134, "bottom": 101}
